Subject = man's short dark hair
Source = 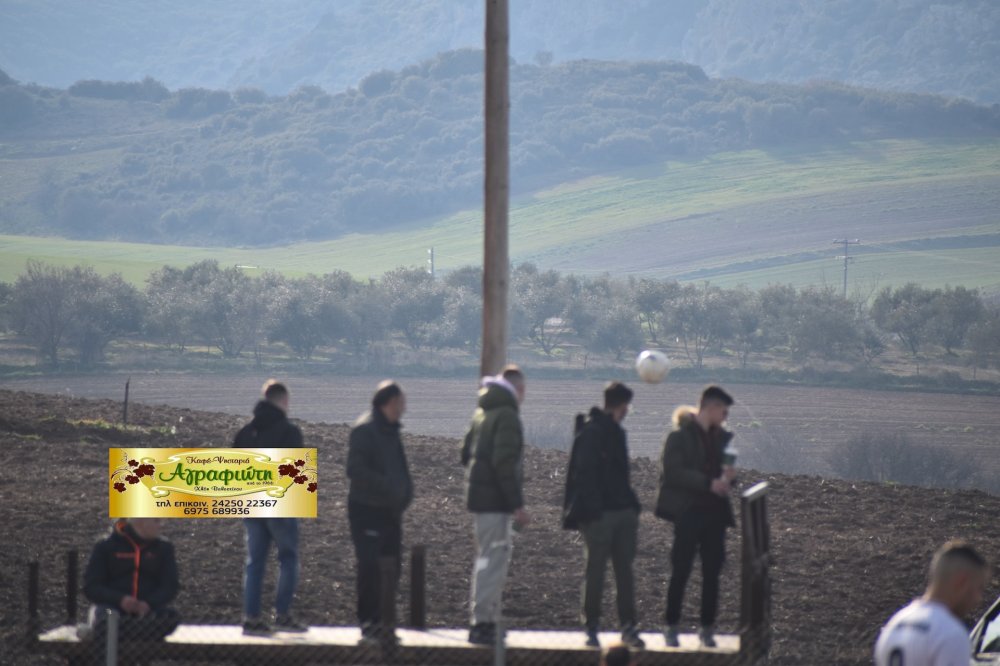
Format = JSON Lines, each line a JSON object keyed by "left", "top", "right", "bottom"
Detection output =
{"left": 262, "top": 380, "right": 288, "bottom": 402}
{"left": 604, "top": 381, "right": 634, "bottom": 409}
{"left": 501, "top": 364, "right": 524, "bottom": 384}
{"left": 603, "top": 644, "right": 633, "bottom": 666}
{"left": 700, "top": 385, "right": 734, "bottom": 408}
{"left": 930, "top": 540, "right": 988, "bottom": 583}
{"left": 372, "top": 380, "right": 403, "bottom": 409}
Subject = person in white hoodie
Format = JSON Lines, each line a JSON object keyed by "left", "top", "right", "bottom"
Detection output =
{"left": 875, "top": 540, "right": 989, "bottom": 666}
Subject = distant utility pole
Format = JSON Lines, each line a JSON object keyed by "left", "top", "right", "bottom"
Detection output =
{"left": 481, "top": 0, "right": 509, "bottom": 377}
{"left": 427, "top": 247, "right": 435, "bottom": 279}
{"left": 833, "top": 238, "right": 861, "bottom": 298}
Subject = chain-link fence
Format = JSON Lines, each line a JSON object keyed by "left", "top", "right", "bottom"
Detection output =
{"left": 7, "top": 461, "right": 999, "bottom": 666}
{"left": 15, "top": 486, "right": 777, "bottom": 666}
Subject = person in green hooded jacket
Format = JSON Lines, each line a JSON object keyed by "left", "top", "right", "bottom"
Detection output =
{"left": 460, "top": 364, "right": 531, "bottom": 646}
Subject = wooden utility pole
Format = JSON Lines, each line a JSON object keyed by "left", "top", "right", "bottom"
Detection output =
{"left": 481, "top": 0, "right": 510, "bottom": 377}
{"left": 833, "top": 238, "right": 860, "bottom": 298}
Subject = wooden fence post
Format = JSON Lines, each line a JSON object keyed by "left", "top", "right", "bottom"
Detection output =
{"left": 66, "top": 550, "right": 78, "bottom": 626}
{"left": 409, "top": 545, "right": 426, "bottom": 629}
{"left": 740, "top": 482, "right": 772, "bottom": 665}
{"left": 122, "top": 377, "right": 130, "bottom": 426}
{"left": 379, "top": 556, "right": 398, "bottom": 646}
{"left": 26, "top": 561, "right": 39, "bottom": 643}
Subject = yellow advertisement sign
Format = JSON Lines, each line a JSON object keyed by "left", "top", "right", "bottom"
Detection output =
{"left": 108, "top": 448, "right": 317, "bottom": 518}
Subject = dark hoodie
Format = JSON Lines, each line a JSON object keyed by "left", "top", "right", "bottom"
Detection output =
{"left": 346, "top": 408, "right": 413, "bottom": 513}
{"left": 83, "top": 520, "right": 179, "bottom": 611}
{"left": 234, "top": 400, "right": 303, "bottom": 447}
{"left": 562, "top": 407, "right": 641, "bottom": 529}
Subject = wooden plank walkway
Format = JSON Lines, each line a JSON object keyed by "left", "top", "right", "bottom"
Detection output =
{"left": 38, "top": 624, "right": 741, "bottom": 665}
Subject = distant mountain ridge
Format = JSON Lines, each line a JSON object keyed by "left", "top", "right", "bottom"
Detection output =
{"left": 685, "top": 0, "right": 1000, "bottom": 104}
{"left": 1, "top": 0, "right": 997, "bottom": 102}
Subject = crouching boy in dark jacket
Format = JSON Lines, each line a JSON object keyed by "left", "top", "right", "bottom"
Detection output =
{"left": 82, "top": 518, "right": 180, "bottom": 642}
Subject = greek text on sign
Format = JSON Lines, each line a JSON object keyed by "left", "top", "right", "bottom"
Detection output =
{"left": 108, "top": 448, "right": 317, "bottom": 518}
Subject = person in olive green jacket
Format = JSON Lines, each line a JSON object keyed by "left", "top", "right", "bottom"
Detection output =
{"left": 460, "top": 365, "right": 531, "bottom": 646}
{"left": 655, "top": 385, "right": 737, "bottom": 649}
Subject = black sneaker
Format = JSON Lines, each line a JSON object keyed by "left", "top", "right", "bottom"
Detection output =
{"left": 621, "top": 624, "right": 645, "bottom": 649}
{"left": 358, "top": 625, "right": 378, "bottom": 647}
{"left": 584, "top": 627, "right": 600, "bottom": 648}
{"left": 274, "top": 614, "right": 308, "bottom": 633}
{"left": 468, "top": 622, "right": 496, "bottom": 646}
{"left": 359, "top": 623, "right": 400, "bottom": 647}
{"left": 242, "top": 618, "right": 273, "bottom": 637}
{"left": 664, "top": 625, "right": 680, "bottom": 648}
{"left": 699, "top": 625, "right": 717, "bottom": 648}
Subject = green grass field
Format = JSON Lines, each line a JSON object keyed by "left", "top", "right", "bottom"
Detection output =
{"left": 2, "top": 138, "right": 998, "bottom": 289}
{"left": 707, "top": 247, "right": 1000, "bottom": 292}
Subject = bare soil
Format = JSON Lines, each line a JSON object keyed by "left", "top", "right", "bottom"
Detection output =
{"left": 3, "top": 373, "right": 999, "bottom": 477}
{"left": 1, "top": 389, "right": 997, "bottom": 666}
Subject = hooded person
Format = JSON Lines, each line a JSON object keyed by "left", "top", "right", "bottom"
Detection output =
{"left": 460, "top": 365, "right": 531, "bottom": 646}
{"left": 81, "top": 517, "right": 180, "bottom": 642}
{"left": 563, "top": 382, "right": 644, "bottom": 650}
{"left": 235, "top": 379, "right": 307, "bottom": 636}
{"left": 655, "top": 385, "right": 737, "bottom": 649}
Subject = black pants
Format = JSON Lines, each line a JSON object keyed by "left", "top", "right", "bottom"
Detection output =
{"left": 348, "top": 501, "right": 402, "bottom": 628}
{"left": 665, "top": 508, "right": 727, "bottom": 627}
{"left": 86, "top": 604, "right": 180, "bottom": 641}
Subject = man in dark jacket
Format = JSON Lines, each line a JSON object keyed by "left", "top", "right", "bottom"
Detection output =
{"left": 655, "top": 385, "right": 737, "bottom": 649}
{"left": 346, "top": 380, "right": 412, "bottom": 645}
{"left": 460, "top": 365, "right": 530, "bottom": 646}
{"left": 235, "top": 380, "right": 307, "bottom": 636}
{"left": 563, "top": 382, "right": 644, "bottom": 649}
{"left": 82, "top": 518, "right": 180, "bottom": 642}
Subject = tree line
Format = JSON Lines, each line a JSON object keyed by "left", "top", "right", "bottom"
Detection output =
{"left": 3, "top": 49, "right": 999, "bottom": 245}
{"left": 2, "top": 260, "right": 998, "bottom": 379}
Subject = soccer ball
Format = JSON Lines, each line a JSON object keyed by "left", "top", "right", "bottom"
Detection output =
{"left": 635, "top": 349, "right": 670, "bottom": 384}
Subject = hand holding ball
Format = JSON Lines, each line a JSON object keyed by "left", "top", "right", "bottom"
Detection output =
{"left": 635, "top": 349, "right": 670, "bottom": 384}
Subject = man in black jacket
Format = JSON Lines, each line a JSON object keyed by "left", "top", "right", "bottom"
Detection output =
{"left": 655, "top": 385, "right": 737, "bottom": 649}
{"left": 82, "top": 518, "right": 180, "bottom": 642}
{"left": 235, "top": 380, "right": 307, "bottom": 636}
{"left": 563, "top": 382, "right": 644, "bottom": 650}
{"left": 346, "top": 380, "right": 413, "bottom": 645}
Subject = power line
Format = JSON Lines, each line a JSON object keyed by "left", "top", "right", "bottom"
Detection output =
{"left": 833, "top": 238, "right": 860, "bottom": 298}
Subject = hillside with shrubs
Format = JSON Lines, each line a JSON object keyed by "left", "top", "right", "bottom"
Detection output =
{"left": 1, "top": 52, "right": 999, "bottom": 245}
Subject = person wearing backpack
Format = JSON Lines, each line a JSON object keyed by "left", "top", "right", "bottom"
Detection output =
{"left": 563, "top": 382, "right": 644, "bottom": 650}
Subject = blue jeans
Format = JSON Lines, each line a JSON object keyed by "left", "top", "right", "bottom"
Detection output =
{"left": 243, "top": 518, "right": 299, "bottom": 618}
